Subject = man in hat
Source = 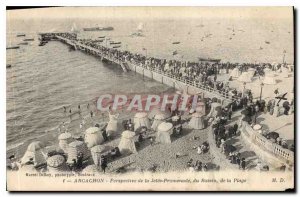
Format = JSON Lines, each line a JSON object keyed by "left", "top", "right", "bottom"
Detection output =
{"left": 76, "top": 152, "right": 84, "bottom": 170}
{"left": 100, "top": 155, "right": 108, "bottom": 173}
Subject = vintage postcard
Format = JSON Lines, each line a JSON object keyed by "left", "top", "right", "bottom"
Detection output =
{"left": 6, "top": 7, "right": 294, "bottom": 191}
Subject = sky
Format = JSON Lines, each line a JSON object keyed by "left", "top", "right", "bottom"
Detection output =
{"left": 6, "top": 7, "right": 293, "bottom": 20}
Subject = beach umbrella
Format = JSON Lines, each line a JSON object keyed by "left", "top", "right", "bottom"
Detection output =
{"left": 84, "top": 127, "right": 104, "bottom": 148}
{"left": 47, "top": 155, "right": 69, "bottom": 172}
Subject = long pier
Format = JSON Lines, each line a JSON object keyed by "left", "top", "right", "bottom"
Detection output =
{"left": 38, "top": 32, "right": 239, "bottom": 105}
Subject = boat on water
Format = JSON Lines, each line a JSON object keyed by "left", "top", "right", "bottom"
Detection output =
{"left": 130, "top": 32, "right": 145, "bottom": 37}
{"left": 98, "top": 36, "right": 106, "bottom": 39}
{"left": 172, "top": 51, "right": 178, "bottom": 56}
{"left": 16, "top": 33, "right": 26, "bottom": 37}
{"left": 6, "top": 46, "right": 20, "bottom": 50}
{"left": 265, "top": 41, "right": 270, "bottom": 44}
{"left": 6, "top": 64, "right": 12, "bottom": 68}
{"left": 83, "top": 26, "right": 114, "bottom": 31}
{"left": 23, "top": 38, "right": 34, "bottom": 41}
{"left": 130, "top": 23, "right": 145, "bottom": 37}
{"left": 18, "top": 42, "right": 29, "bottom": 45}
{"left": 94, "top": 39, "right": 104, "bottom": 43}
{"left": 172, "top": 41, "right": 180, "bottom": 44}
{"left": 110, "top": 41, "right": 121, "bottom": 45}
{"left": 113, "top": 45, "right": 121, "bottom": 49}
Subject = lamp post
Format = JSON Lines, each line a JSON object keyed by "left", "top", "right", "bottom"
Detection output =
{"left": 282, "top": 50, "right": 286, "bottom": 64}
{"left": 259, "top": 82, "right": 264, "bottom": 101}
{"left": 242, "top": 82, "right": 246, "bottom": 97}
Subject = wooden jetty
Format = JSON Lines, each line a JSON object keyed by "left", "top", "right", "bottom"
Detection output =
{"left": 38, "top": 32, "right": 239, "bottom": 104}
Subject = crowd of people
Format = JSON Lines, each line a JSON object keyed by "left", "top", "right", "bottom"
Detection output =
{"left": 54, "top": 33, "right": 293, "bottom": 102}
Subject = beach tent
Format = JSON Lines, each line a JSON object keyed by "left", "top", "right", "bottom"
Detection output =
{"left": 230, "top": 68, "right": 241, "bottom": 78}
{"left": 47, "top": 155, "right": 69, "bottom": 173}
{"left": 207, "top": 102, "right": 222, "bottom": 117}
{"left": 188, "top": 112, "right": 205, "bottom": 130}
{"left": 84, "top": 127, "right": 104, "bottom": 148}
{"left": 90, "top": 145, "right": 106, "bottom": 166}
{"left": 67, "top": 140, "right": 91, "bottom": 164}
{"left": 237, "top": 72, "right": 252, "bottom": 83}
{"left": 287, "top": 64, "right": 294, "bottom": 72}
{"left": 247, "top": 68, "right": 256, "bottom": 77}
{"left": 21, "top": 141, "right": 47, "bottom": 166}
{"left": 134, "top": 112, "right": 150, "bottom": 131}
{"left": 156, "top": 122, "right": 173, "bottom": 144}
{"left": 263, "top": 72, "right": 276, "bottom": 85}
{"left": 151, "top": 113, "right": 168, "bottom": 131}
{"left": 58, "top": 132, "right": 73, "bottom": 153}
{"left": 281, "top": 67, "right": 290, "bottom": 78}
{"left": 118, "top": 130, "right": 137, "bottom": 154}
{"left": 106, "top": 112, "right": 119, "bottom": 137}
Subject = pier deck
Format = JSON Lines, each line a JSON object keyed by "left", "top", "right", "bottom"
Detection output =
{"left": 39, "top": 32, "right": 240, "bottom": 105}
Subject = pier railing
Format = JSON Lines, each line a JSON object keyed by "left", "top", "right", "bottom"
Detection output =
{"left": 52, "top": 33, "right": 240, "bottom": 102}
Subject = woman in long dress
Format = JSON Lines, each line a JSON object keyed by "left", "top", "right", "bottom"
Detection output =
{"left": 106, "top": 111, "right": 119, "bottom": 138}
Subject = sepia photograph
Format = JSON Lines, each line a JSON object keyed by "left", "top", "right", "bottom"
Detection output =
{"left": 5, "top": 6, "right": 295, "bottom": 191}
